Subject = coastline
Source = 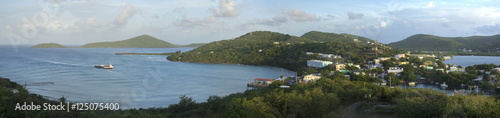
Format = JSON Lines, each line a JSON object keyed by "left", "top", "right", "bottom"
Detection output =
{"left": 115, "top": 52, "right": 175, "bottom": 55}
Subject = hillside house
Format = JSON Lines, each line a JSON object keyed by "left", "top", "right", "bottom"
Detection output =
{"left": 335, "top": 63, "right": 346, "bottom": 71}
{"left": 394, "top": 54, "right": 406, "bottom": 59}
{"left": 388, "top": 67, "right": 404, "bottom": 74}
{"left": 398, "top": 61, "right": 409, "bottom": 66}
{"left": 303, "top": 74, "right": 321, "bottom": 82}
{"left": 307, "top": 60, "right": 333, "bottom": 68}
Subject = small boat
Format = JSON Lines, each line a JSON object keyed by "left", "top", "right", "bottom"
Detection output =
{"left": 440, "top": 82, "right": 448, "bottom": 87}
{"left": 95, "top": 63, "right": 113, "bottom": 69}
{"left": 408, "top": 82, "right": 416, "bottom": 86}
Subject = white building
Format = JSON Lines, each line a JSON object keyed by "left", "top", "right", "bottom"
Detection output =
{"left": 307, "top": 60, "right": 333, "bottom": 68}
{"left": 321, "top": 54, "right": 342, "bottom": 59}
{"left": 378, "top": 57, "right": 391, "bottom": 61}
{"left": 306, "top": 52, "right": 314, "bottom": 55}
{"left": 303, "top": 74, "right": 321, "bottom": 82}
{"left": 394, "top": 54, "right": 406, "bottom": 59}
{"left": 388, "top": 67, "right": 403, "bottom": 74}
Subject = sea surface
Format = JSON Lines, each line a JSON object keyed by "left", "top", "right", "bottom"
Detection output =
{"left": 443, "top": 56, "right": 500, "bottom": 67}
{"left": 0, "top": 45, "right": 294, "bottom": 108}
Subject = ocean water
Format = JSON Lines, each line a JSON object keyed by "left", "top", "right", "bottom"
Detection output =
{"left": 0, "top": 45, "right": 294, "bottom": 108}
{"left": 443, "top": 56, "right": 500, "bottom": 67}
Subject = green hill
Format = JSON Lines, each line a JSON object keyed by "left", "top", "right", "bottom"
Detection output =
{"left": 31, "top": 43, "right": 66, "bottom": 48}
{"left": 167, "top": 31, "right": 400, "bottom": 72}
{"left": 81, "top": 35, "right": 179, "bottom": 48}
{"left": 390, "top": 34, "right": 500, "bottom": 52}
{"left": 183, "top": 43, "right": 207, "bottom": 47}
{"left": 301, "top": 31, "right": 375, "bottom": 45}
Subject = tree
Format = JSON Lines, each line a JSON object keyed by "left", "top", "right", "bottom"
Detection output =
{"left": 382, "top": 60, "right": 395, "bottom": 70}
{"left": 436, "top": 61, "right": 446, "bottom": 69}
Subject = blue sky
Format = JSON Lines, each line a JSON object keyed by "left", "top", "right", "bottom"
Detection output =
{"left": 1, "top": 0, "right": 500, "bottom": 45}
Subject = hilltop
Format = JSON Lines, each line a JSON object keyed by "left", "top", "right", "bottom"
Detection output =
{"left": 81, "top": 35, "right": 179, "bottom": 48}
{"left": 301, "top": 31, "right": 375, "bottom": 45}
{"left": 390, "top": 34, "right": 500, "bottom": 52}
{"left": 31, "top": 43, "right": 66, "bottom": 48}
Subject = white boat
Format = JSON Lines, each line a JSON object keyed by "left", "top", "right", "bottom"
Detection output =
{"left": 440, "top": 82, "right": 448, "bottom": 87}
{"left": 408, "top": 82, "right": 416, "bottom": 86}
{"left": 95, "top": 63, "right": 113, "bottom": 69}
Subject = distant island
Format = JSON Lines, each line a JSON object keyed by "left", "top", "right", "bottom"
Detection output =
{"left": 81, "top": 35, "right": 179, "bottom": 48}
{"left": 31, "top": 43, "right": 66, "bottom": 48}
{"left": 31, "top": 35, "right": 206, "bottom": 48}
{"left": 390, "top": 34, "right": 500, "bottom": 52}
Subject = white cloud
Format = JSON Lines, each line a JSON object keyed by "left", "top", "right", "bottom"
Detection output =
{"left": 281, "top": 9, "right": 318, "bottom": 22}
{"left": 210, "top": 0, "right": 237, "bottom": 17}
{"left": 173, "top": 17, "right": 217, "bottom": 28}
{"left": 381, "top": 21, "right": 387, "bottom": 28}
{"left": 425, "top": 2, "right": 436, "bottom": 8}
{"left": 474, "top": 24, "right": 500, "bottom": 35}
{"left": 114, "top": 3, "right": 136, "bottom": 28}
{"left": 247, "top": 16, "right": 288, "bottom": 26}
{"left": 86, "top": 16, "right": 96, "bottom": 25}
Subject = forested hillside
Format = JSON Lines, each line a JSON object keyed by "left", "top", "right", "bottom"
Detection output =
{"left": 167, "top": 31, "right": 400, "bottom": 73}
{"left": 390, "top": 34, "right": 500, "bottom": 52}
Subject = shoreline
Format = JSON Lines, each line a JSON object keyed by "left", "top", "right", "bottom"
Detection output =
{"left": 115, "top": 52, "right": 175, "bottom": 55}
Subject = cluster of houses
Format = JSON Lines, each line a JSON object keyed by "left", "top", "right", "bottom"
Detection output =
{"left": 248, "top": 51, "right": 486, "bottom": 88}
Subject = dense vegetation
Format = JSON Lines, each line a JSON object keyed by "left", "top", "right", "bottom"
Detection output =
{"left": 301, "top": 31, "right": 375, "bottom": 44}
{"left": 81, "top": 35, "right": 179, "bottom": 48}
{"left": 167, "top": 31, "right": 400, "bottom": 73}
{"left": 115, "top": 52, "right": 175, "bottom": 55}
{"left": 390, "top": 34, "right": 500, "bottom": 52}
{"left": 183, "top": 43, "right": 206, "bottom": 47}
{"left": 31, "top": 43, "right": 66, "bottom": 48}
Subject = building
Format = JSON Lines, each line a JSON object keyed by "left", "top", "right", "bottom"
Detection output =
{"left": 247, "top": 78, "right": 274, "bottom": 87}
{"left": 253, "top": 78, "right": 273, "bottom": 84}
{"left": 388, "top": 67, "right": 404, "bottom": 74}
{"left": 426, "top": 66, "right": 434, "bottom": 70}
{"left": 303, "top": 74, "right": 321, "bottom": 82}
{"left": 492, "top": 68, "right": 500, "bottom": 73}
{"left": 394, "top": 54, "right": 406, "bottom": 59}
{"left": 378, "top": 57, "right": 391, "bottom": 61}
{"left": 449, "top": 67, "right": 458, "bottom": 71}
{"left": 335, "top": 63, "right": 346, "bottom": 71}
{"left": 306, "top": 52, "right": 314, "bottom": 55}
{"left": 398, "top": 61, "right": 409, "bottom": 66}
{"left": 435, "top": 68, "right": 445, "bottom": 72}
{"left": 412, "top": 54, "right": 436, "bottom": 59}
{"left": 321, "top": 54, "right": 342, "bottom": 59}
{"left": 373, "top": 59, "right": 380, "bottom": 65}
{"left": 346, "top": 63, "right": 361, "bottom": 69}
{"left": 307, "top": 60, "right": 333, "bottom": 68}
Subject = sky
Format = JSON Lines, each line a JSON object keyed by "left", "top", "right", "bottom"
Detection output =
{"left": 1, "top": 0, "right": 500, "bottom": 45}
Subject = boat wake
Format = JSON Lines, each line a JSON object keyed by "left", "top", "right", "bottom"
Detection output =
{"left": 40, "top": 60, "right": 86, "bottom": 67}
